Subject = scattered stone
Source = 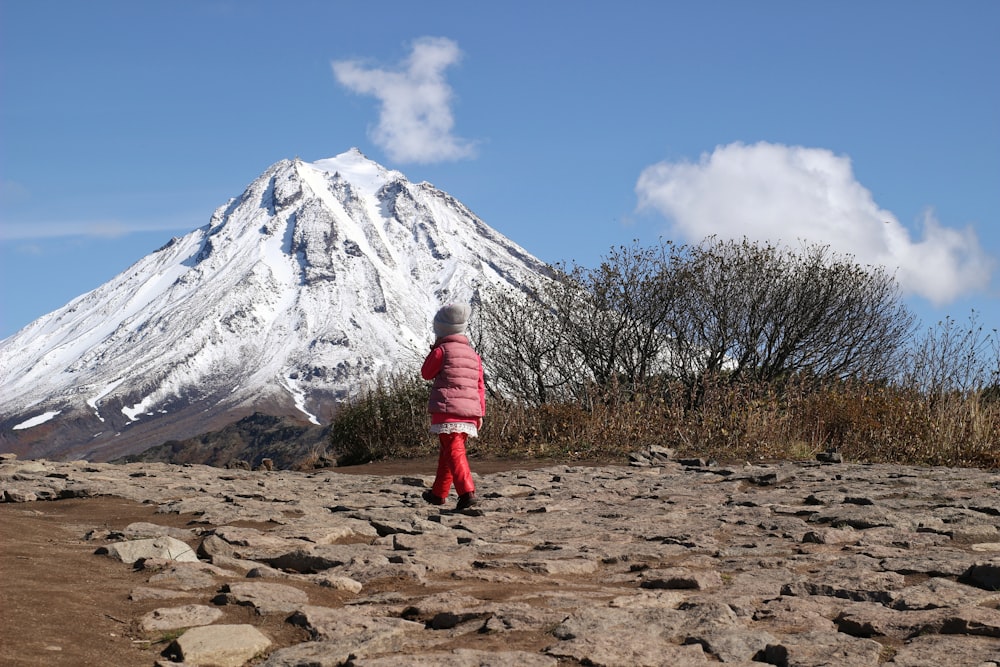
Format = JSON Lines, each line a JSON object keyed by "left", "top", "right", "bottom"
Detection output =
{"left": 816, "top": 450, "right": 843, "bottom": 463}
{"left": 880, "top": 552, "right": 974, "bottom": 578}
{"left": 212, "top": 525, "right": 308, "bottom": 560}
{"left": 646, "top": 445, "right": 675, "bottom": 461}
{"left": 891, "top": 577, "right": 989, "bottom": 611}
{"left": 694, "top": 627, "right": 777, "bottom": 664}
{"left": 351, "top": 648, "right": 559, "bottom": 666}
{"left": 197, "top": 533, "right": 235, "bottom": 560}
{"left": 96, "top": 536, "right": 198, "bottom": 564}
{"left": 258, "top": 640, "right": 347, "bottom": 667}
{"left": 129, "top": 586, "right": 193, "bottom": 602}
{"left": 2, "top": 488, "right": 37, "bottom": 502}
{"left": 888, "top": 634, "right": 1000, "bottom": 667}
{"left": 146, "top": 562, "right": 230, "bottom": 591}
{"left": 962, "top": 558, "right": 1000, "bottom": 591}
{"left": 213, "top": 581, "right": 310, "bottom": 614}
{"left": 122, "top": 521, "right": 196, "bottom": 541}
{"left": 4, "top": 456, "right": 1000, "bottom": 665}
{"left": 640, "top": 567, "right": 723, "bottom": 590}
{"left": 628, "top": 451, "right": 653, "bottom": 467}
{"left": 629, "top": 445, "right": 675, "bottom": 468}
{"left": 138, "top": 603, "right": 223, "bottom": 632}
{"left": 801, "top": 527, "right": 857, "bottom": 544}
{"left": 781, "top": 569, "right": 907, "bottom": 605}
{"left": 164, "top": 623, "right": 271, "bottom": 667}
{"left": 755, "top": 630, "right": 884, "bottom": 666}
{"left": 834, "top": 602, "right": 946, "bottom": 639}
{"left": 676, "top": 457, "right": 712, "bottom": 467}
{"left": 547, "top": 606, "right": 712, "bottom": 665}
{"left": 311, "top": 573, "right": 363, "bottom": 593}
{"left": 285, "top": 605, "right": 424, "bottom": 659}
{"left": 739, "top": 465, "right": 793, "bottom": 486}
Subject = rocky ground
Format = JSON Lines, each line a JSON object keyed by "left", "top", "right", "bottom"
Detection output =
{"left": 1, "top": 449, "right": 999, "bottom": 667}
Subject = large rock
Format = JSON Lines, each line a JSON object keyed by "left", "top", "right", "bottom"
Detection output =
{"left": 138, "top": 604, "right": 223, "bottom": 632}
{"left": 962, "top": 558, "right": 1000, "bottom": 591}
{"left": 755, "top": 630, "right": 884, "bottom": 666}
{"left": 888, "top": 635, "right": 1000, "bottom": 666}
{"left": 96, "top": 536, "right": 198, "bottom": 564}
{"left": 213, "top": 581, "right": 310, "bottom": 614}
{"left": 165, "top": 624, "right": 271, "bottom": 667}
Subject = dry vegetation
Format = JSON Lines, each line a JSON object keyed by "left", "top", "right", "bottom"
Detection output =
{"left": 331, "top": 375, "right": 999, "bottom": 469}
{"left": 331, "top": 238, "right": 999, "bottom": 469}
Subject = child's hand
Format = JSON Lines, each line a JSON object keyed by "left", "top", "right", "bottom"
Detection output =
{"left": 476, "top": 417, "right": 483, "bottom": 429}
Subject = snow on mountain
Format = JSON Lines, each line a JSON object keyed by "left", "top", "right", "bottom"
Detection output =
{"left": 0, "top": 149, "right": 546, "bottom": 461}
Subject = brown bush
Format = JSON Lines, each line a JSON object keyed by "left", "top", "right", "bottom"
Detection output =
{"left": 329, "top": 374, "right": 432, "bottom": 465}
{"left": 329, "top": 371, "right": 999, "bottom": 469}
{"left": 473, "top": 377, "right": 1000, "bottom": 469}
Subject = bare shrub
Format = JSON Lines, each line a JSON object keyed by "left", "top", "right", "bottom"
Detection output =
{"left": 473, "top": 275, "right": 587, "bottom": 405}
{"left": 478, "top": 237, "right": 914, "bottom": 407}
{"left": 555, "top": 243, "right": 677, "bottom": 393}
{"left": 902, "top": 310, "right": 1000, "bottom": 397}
{"left": 662, "top": 238, "right": 914, "bottom": 393}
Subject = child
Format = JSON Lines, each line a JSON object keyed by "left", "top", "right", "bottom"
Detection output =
{"left": 420, "top": 303, "right": 485, "bottom": 510}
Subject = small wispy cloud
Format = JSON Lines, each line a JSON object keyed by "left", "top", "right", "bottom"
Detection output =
{"left": 0, "top": 218, "right": 196, "bottom": 241}
{"left": 636, "top": 141, "right": 995, "bottom": 306}
{"left": 332, "top": 36, "right": 475, "bottom": 164}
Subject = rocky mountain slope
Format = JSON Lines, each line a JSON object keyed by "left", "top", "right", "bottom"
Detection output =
{"left": 113, "top": 413, "right": 332, "bottom": 471}
{"left": 0, "top": 149, "right": 545, "bottom": 462}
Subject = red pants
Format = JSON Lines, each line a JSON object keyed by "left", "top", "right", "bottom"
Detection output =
{"left": 432, "top": 432, "right": 475, "bottom": 498}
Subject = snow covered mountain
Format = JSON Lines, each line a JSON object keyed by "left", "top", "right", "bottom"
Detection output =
{"left": 0, "top": 149, "right": 546, "bottom": 461}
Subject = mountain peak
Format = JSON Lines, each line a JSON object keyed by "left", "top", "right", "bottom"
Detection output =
{"left": 310, "top": 148, "right": 402, "bottom": 196}
{"left": 0, "top": 151, "right": 545, "bottom": 462}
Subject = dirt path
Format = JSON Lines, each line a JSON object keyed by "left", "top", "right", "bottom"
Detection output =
{"left": 0, "top": 497, "right": 199, "bottom": 666}
{"left": 0, "top": 457, "right": 582, "bottom": 666}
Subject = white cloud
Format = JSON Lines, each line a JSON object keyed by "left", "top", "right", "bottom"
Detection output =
{"left": 635, "top": 141, "right": 995, "bottom": 305}
{"left": 332, "top": 36, "right": 475, "bottom": 164}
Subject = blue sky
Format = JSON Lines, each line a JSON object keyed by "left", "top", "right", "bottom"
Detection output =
{"left": 2, "top": 1, "right": 997, "bottom": 341}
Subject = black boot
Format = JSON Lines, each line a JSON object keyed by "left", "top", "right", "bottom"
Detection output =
{"left": 422, "top": 490, "right": 445, "bottom": 506}
{"left": 456, "top": 492, "right": 477, "bottom": 510}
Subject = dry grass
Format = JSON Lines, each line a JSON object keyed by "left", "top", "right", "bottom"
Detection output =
{"left": 332, "top": 375, "right": 999, "bottom": 469}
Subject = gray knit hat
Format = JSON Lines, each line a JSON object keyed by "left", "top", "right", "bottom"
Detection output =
{"left": 433, "top": 303, "right": 471, "bottom": 338}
